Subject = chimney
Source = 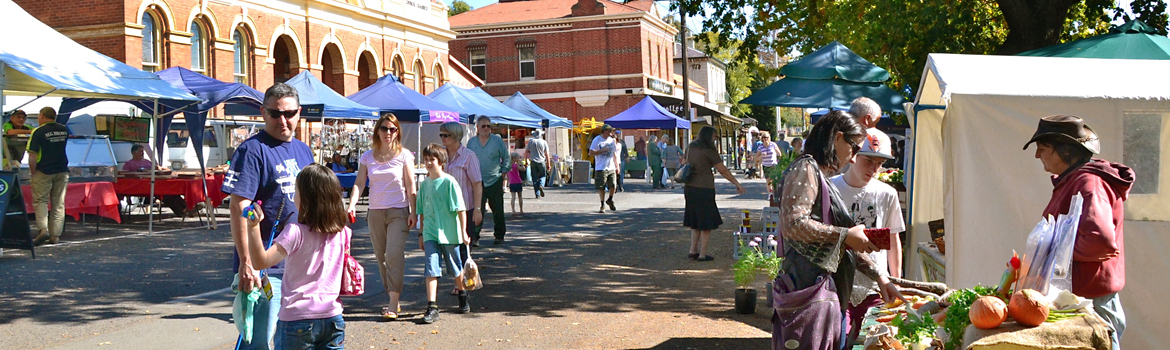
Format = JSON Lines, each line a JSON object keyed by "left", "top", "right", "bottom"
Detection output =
{"left": 571, "top": 0, "right": 606, "bottom": 17}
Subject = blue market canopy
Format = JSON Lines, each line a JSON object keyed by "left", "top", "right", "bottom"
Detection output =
{"left": 780, "top": 41, "right": 891, "bottom": 83}
{"left": 428, "top": 84, "right": 540, "bottom": 128}
{"left": 281, "top": 71, "right": 379, "bottom": 119}
{"left": 603, "top": 96, "right": 691, "bottom": 130}
{"left": 741, "top": 77, "right": 907, "bottom": 114}
{"left": 58, "top": 66, "right": 266, "bottom": 169}
{"left": 347, "top": 75, "right": 462, "bottom": 123}
{"left": 502, "top": 92, "right": 573, "bottom": 128}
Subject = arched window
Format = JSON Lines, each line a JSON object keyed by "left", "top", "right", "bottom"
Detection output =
{"left": 190, "top": 20, "right": 208, "bottom": 74}
{"left": 141, "top": 12, "right": 161, "bottom": 72}
{"left": 392, "top": 56, "right": 405, "bottom": 83}
{"left": 413, "top": 60, "right": 426, "bottom": 93}
{"left": 233, "top": 28, "right": 251, "bottom": 85}
{"left": 432, "top": 63, "right": 444, "bottom": 89}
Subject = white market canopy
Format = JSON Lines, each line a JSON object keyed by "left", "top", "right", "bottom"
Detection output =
{"left": 909, "top": 53, "right": 1170, "bottom": 349}
{"left": 0, "top": 0, "right": 198, "bottom": 101}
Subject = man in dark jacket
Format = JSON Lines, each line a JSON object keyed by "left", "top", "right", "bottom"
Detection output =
{"left": 1024, "top": 115, "right": 1131, "bottom": 350}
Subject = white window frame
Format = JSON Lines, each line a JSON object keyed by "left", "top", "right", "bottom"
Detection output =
{"left": 518, "top": 47, "right": 535, "bottom": 80}
{"left": 232, "top": 29, "right": 250, "bottom": 85}
{"left": 190, "top": 21, "right": 207, "bottom": 74}
{"left": 469, "top": 49, "right": 486, "bottom": 81}
{"left": 141, "top": 12, "right": 160, "bottom": 72}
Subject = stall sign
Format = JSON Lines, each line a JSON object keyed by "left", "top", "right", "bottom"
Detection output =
{"left": 428, "top": 110, "right": 459, "bottom": 123}
{"left": 647, "top": 78, "right": 674, "bottom": 95}
{"left": 112, "top": 116, "right": 150, "bottom": 143}
{"left": 0, "top": 171, "right": 35, "bottom": 257}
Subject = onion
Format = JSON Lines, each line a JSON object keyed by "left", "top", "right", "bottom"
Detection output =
{"left": 969, "top": 296, "right": 1008, "bottom": 329}
{"left": 1009, "top": 289, "right": 1050, "bottom": 327}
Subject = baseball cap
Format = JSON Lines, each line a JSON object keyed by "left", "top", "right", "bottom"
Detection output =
{"left": 600, "top": 124, "right": 615, "bottom": 132}
{"left": 857, "top": 128, "right": 894, "bottom": 159}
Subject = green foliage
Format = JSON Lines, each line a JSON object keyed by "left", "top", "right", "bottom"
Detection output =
{"left": 732, "top": 239, "right": 783, "bottom": 288}
{"left": 766, "top": 151, "right": 798, "bottom": 185}
{"left": 1125, "top": 0, "right": 1170, "bottom": 36}
{"left": 890, "top": 311, "right": 938, "bottom": 345}
{"left": 695, "top": 32, "right": 757, "bottom": 119}
{"left": 687, "top": 0, "right": 1141, "bottom": 97}
{"left": 942, "top": 285, "right": 999, "bottom": 350}
{"left": 448, "top": 0, "right": 472, "bottom": 17}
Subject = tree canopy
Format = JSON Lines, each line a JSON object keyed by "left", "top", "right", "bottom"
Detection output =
{"left": 686, "top": 0, "right": 1169, "bottom": 97}
{"left": 449, "top": 0, "right": 472, "bottom": 17}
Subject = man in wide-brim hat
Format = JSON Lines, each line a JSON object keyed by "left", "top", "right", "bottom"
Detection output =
{"left": 1023, "top": 115, "right": 1132, "bottom": 350}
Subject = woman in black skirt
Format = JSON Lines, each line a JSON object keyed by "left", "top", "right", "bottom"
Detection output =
{"left": 683, "top": 126, "right": 746, "bottom": 261}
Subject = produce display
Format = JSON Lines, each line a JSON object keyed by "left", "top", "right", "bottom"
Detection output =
{"left": 860, "top": 249, "right": 1095, "bottom": 350}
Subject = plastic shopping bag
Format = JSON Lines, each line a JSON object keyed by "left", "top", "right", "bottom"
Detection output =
{"left": 457, "top": 256, "right": 483, "bottom": 291}
{"left": 231, "top": 273, "right": 263, "bottom": 344}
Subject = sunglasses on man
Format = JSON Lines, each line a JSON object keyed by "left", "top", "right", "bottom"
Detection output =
{"left": 265, "top": 108, "right": 298, "bottom": 119}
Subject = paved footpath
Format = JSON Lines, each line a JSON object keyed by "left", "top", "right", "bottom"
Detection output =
{"left": 0, "top": 175, "right": 774, "bottom": 349}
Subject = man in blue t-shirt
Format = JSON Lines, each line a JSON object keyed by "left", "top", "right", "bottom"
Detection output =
{"left": 222, "top": 83, "right": 314, "bottom": 349}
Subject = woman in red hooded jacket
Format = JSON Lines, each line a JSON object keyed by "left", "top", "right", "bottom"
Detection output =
{"left": 1024, "top": 115, "right": 1132, "bottom": 350}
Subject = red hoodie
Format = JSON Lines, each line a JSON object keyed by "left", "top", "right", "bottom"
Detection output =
{"left": 1041, "top": 159, "right": 1133, "bottom": 298}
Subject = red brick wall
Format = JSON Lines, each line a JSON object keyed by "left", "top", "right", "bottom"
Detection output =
{"left": 451, "top": 12, "right": 677, "bottom": 125}
{"left": 13, "top": 0, "right": 450, "bottom": 97}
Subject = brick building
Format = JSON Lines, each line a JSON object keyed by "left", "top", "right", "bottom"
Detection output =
{"left": 14, "top": 0, "right": 470, "bottom": 98}
{"left": 448, "top": 0, "right": 688, "bottom": 123}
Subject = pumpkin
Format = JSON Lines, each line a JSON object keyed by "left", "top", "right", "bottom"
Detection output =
{"left": 1009, "top": 289, "right": 1050, "bottom": 327}
{"left": 970, "top": 296, "right": 1008, "bottom": 329}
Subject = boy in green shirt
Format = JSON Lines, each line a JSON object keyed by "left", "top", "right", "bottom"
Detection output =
{"left": 416, "top": 143, "right": 469, "bottom": 324}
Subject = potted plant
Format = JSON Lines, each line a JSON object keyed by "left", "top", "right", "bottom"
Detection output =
{"left": 766, "top": 152, "right": 798, "bottom": 206}
{"left": 733, "top": 236, "right": 784, "bottom": 314}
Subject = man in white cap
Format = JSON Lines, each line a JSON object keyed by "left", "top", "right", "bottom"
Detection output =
{"left": 829, "top": 130, "right": 904, "bottom": 347}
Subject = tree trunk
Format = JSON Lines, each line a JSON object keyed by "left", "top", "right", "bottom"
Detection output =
{"left": 995, "top": 0, "right": 1080, "bottom": 54}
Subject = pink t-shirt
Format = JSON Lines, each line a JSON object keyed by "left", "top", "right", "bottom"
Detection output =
{"left": 273, "top": 223, "right": 349, "bottom": 322}
{"left": 507, "top": 163, "right": 523, "bottom": 185}
{"left": 359, "top": 149, "right": 415, "bottom": 209}
{"left": 122, "top": 159, "right": 153, "bottom": 172}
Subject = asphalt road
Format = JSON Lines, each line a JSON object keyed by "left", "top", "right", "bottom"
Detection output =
{"left": 0, "top": 174, "right": 774, "bottom": 349}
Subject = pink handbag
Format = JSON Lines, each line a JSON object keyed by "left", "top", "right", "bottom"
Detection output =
{"left": 340, "top": 230, "right": 364, "bottom": 296}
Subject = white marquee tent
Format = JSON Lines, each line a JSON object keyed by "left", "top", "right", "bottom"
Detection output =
{"left": 1, "top": 0, "right": 200, "bottom": 234}
{"left": 908, "top": 53, "right": 1170, "bottom": 349}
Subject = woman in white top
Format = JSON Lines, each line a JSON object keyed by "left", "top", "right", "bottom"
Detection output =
{"left": 347, "top": 113, "right": 416, "bottom": 319}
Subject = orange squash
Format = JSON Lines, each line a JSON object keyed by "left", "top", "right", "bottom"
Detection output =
{"left": 970, "top": 296, "right": 1008, "bottom": 329}
{"left": 1009, "top": 289, "right": 1050, "bottom": 327}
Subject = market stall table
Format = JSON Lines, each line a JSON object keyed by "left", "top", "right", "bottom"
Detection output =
{"left": 113, "top": 174, "right": 227, "bottom": 212}
{"left": 21, "top": 181, "right": 122, "bottom": 230}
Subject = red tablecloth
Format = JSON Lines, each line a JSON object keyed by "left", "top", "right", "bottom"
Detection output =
{"left": 22, "top": 181, "right": 122, "bottom": 223}
{"left": 113, "top": 174, "right": 227, "bottom": 211}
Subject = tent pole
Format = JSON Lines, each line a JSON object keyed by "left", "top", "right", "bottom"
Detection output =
{"left": 148, "top": 99, "right": 159, "bottom": 236}
{"left": 0, "top": 62, "right": 8, "bottom": 171}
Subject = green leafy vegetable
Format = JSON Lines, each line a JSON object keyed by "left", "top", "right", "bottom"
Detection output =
{"left": 891, "top": 311, "right": 938, "bottom": 344}
{"left": 942, "top": 285, "right": 998, "bottom": 350}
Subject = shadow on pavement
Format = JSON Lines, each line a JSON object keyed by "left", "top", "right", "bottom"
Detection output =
{"left": 631, "top": 336, "right": 771, "bottom": 349}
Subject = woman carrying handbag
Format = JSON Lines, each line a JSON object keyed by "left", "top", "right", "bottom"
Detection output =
{"left": 772, "top": 111, "right": 906, "bottom": 350}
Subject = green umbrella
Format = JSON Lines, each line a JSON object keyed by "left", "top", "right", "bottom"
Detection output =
{"left": 1017, "top": 20, "right": 1170, "bottom": 59}
{"left": 779, "top": 41, "right": 891, "bottom": 83}
{"left": 740, "top": 77, "right": 906, "bottom": 113}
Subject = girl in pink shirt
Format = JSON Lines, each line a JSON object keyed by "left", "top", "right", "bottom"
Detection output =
{"left": 247, "top": 164, "right": 350, "bottom": 349}
{"left": 507, "top": 153, "right": 525, "bottom": 215}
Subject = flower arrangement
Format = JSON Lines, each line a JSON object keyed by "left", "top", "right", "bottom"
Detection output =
{"left": 876, "top": 169, "right": 905, "bottom": 190}
{"left": 733, "top": 235, "right": 785, "bottom": 289}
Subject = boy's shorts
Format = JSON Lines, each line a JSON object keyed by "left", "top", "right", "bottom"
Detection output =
{"left": 508, "top": 183, "right": 523, "bottom": 193}
{"left": 593, "top": 170, "right": 616, "bottom": 190}
{"left": 423, "top": 240, "right": 464, "bottom": 278}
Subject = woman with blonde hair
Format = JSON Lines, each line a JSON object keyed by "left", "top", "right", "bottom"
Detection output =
{"left": 346, "top": 113, "right": 416, "bottom": 319}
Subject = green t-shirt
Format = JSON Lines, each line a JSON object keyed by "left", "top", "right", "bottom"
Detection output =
{"left": 3, "top": 121, "right": 30, "bottom": 134}
{"left": 417, "top": 173, "right": 466, "bottom": 244}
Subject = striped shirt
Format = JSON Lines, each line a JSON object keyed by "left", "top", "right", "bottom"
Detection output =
{"left": 760, "top": 141, "right": 781, "bottom": 167}
{"left": 445, "top": 146, "right": 482, "bottom": 210}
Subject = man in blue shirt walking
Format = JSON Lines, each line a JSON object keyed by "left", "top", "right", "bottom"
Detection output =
{"left": 222, "top": 83, "right": 315, "bottom": 349}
